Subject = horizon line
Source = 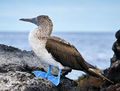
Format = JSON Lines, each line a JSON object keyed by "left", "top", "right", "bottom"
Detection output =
{"left": 0, "top": 31, "right": 116, "bottom": 34}
{"left": 0, "top": 30, "right": 116, "bottom": 33}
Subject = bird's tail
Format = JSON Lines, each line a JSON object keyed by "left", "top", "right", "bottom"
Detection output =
{"left": 76, "top": 54, "right": 113, "bottom": 84}
{"left": 87, "top": 67, "right": 114, "bottom": 84}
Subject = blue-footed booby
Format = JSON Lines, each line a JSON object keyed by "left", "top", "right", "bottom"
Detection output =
{"left": 20, "top": 15, "right": 113, "bottom": 86}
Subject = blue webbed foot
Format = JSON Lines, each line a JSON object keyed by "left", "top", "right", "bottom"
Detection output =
{"left": 45, "top": 72, "right": 52, "bottom": 77}
{"left": 33, "top": 70, "right": 47, "bottom": 78}
{"left": 48, "top": 69, "right": 61, "bottom": 86}
{"left": 48, "top": 75, "right": 60, "bottom": 86}
{"left": 33, "top": 65, "right": 52, "bottom": 78}
{"left": 33, "top": 65, "right": 61, "bottom": 86}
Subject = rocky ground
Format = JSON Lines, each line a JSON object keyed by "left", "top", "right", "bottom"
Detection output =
{"left": 0, "top": 44, "right": 76, "bottom": 91}
{"left": 0, "top": 30, "right": 120, "bottom": 91}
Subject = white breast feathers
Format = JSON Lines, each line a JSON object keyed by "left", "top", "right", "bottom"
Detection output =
{"left": 28, "top": 29, "right": 64, "bottom": 69}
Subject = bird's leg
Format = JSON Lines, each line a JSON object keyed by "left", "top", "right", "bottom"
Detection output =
{"left": 45, "top": 65, "right": 52, "bottom": 77}
{"left": 57, "top": 69, "right": 61, "bottom": 80}
{"left": 48, "top": 69, "right": 61, "bottom": 86}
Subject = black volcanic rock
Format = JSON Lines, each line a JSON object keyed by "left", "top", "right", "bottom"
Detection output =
{"left": 101, "top": 30, "right": 120, "bottom": 90}
{"left": 108, "top": 30, "right": 120, "bottom": 83}
{"left": 115, "top": 30, "right": 120, "bottom": 40}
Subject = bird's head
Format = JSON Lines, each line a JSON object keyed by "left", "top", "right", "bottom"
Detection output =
{"left": 19, "top": 15, "right": 53, "bottom": 27}
{"left": 19, "top": 15, "right": 53, "bottom": 36}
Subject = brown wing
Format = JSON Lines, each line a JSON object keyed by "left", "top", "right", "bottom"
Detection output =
{"left": 46, "top": 36, "right": 94, "bottom": 70}
{"left": 46, "top": 36, "right": 113, "bottom": 83}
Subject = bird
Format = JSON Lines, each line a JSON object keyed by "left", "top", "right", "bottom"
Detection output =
{"left": 19, "top": 15, "right": 113, "bottom": 86}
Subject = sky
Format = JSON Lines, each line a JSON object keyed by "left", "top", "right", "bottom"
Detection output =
{"left": 0, "top": 0, "right": 120, "bottom": 32}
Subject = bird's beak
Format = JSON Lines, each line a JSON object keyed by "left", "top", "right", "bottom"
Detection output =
{"left": 19, "top": 17, "right": 38, "bottom": 26}
{"left": 19, "top": 18, "right": 33, "bottom": 22}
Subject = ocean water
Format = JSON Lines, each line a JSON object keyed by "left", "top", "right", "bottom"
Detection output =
{"left": 0, "top": 32, "right": 116, "bottom": 80}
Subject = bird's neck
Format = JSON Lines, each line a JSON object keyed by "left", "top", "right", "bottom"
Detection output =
{"left": 35, "top": 25, "right": 52, "bottom": 38}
